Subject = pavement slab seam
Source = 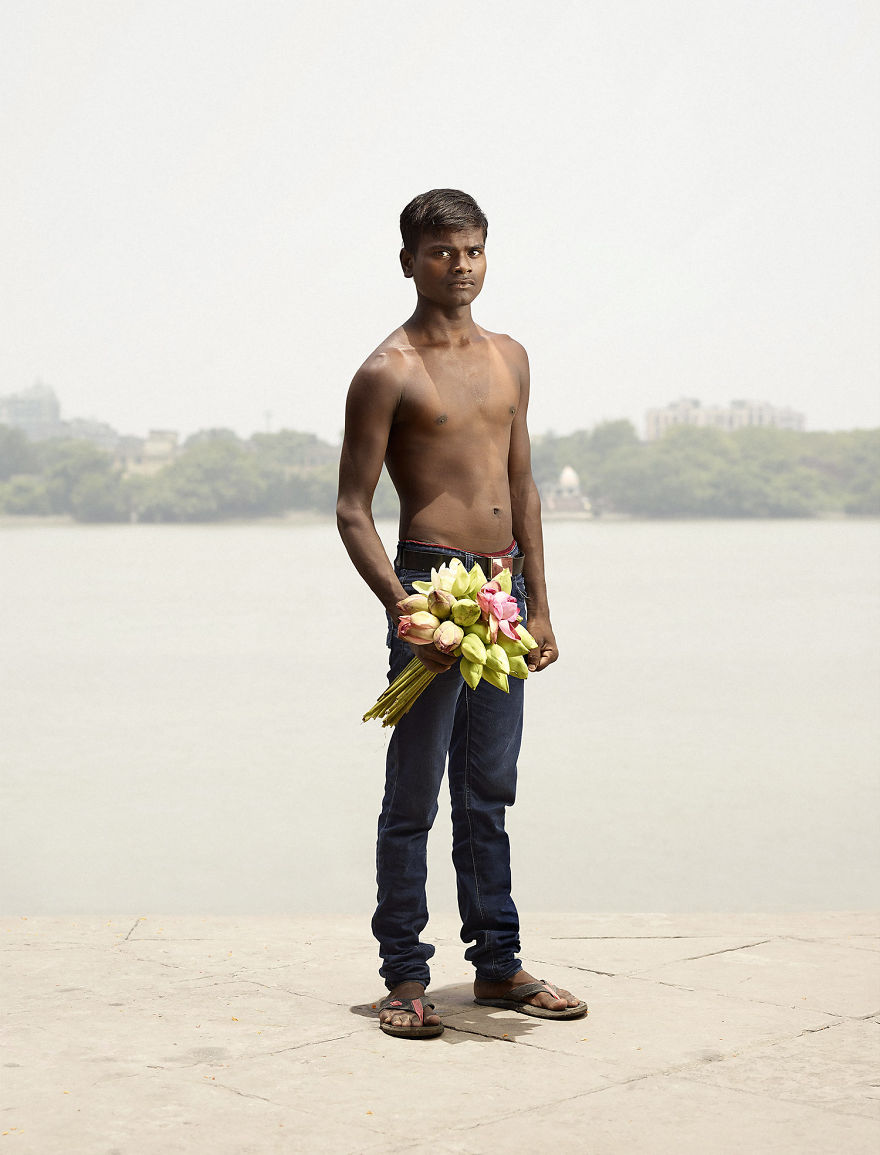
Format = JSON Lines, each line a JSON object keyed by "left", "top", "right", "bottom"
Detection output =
{"left": 661, "top": 938, "right": 773, "bottom": 964}
{"left": 265, "top": 1029, "right": 371, "bottom": 1055}
{"left": 673, "top": 1065, "right": 880, "bottom": 1123}
{"left": 656, "top": 1018, "right": 880, "bottom": 1120}
{"left": 529, "top": 958, "right": 617, "bottom": 978}
{"left": 447, "top": 1073, "right": 880, "bottom": 1151}
{"left": 438, "top": 1026, "right": 880, "bottom": 1139}
{"left": 781, "top": 934, "right": 880, "bottom": 944}
{"left": 549, "top": 935, "right": 713, "bottom": 940}
{"left": 623, "top": 971, "right": 862, "bottom": 1019}
{"left": 529, "top": 936, "right": 776, "bottom": 978}
{"left": 437, "top": 1061, "right": 753, "bottom": 1136}
{"left": 129, "top": 955, "right": 189, "bottom": 971}
{"left": 246, "top": 979, "right": 364, "bottom": 1007}
{"left": 208, "top": 1081, "right": 273, "bottom": 1104}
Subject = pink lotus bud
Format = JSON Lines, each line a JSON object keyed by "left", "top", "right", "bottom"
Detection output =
{"left": 398, "top": 610, "right": 441, "bottom": 644}
{"left": 433, "top": 620, "right": 464, "bottom": 654}
{"left": 397, "top": 593, "right": 430, "bottom": 615}
{"left": 476, "top": 580, "right": 502, "bottom": 617}
{"left": 427, "top": 588, "right": 456, "bottom": 619}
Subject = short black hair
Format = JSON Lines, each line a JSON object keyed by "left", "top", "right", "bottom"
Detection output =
{"left": 400, "top": 189, "right": 488, "bottom": 253}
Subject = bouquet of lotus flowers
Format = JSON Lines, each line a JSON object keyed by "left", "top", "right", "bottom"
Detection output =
{"left": 363, "top": 557, "right": 539, "bottom": 728}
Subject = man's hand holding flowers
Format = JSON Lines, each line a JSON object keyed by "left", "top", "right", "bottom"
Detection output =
{"left": 521, "top": 613, "right": 558, "bottom": 673}
{"left": 365, "top": 557, "right": 541, "bottom": 727}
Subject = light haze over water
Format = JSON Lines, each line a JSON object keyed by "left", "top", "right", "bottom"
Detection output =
{"left": 2, "top": 1, "right": 878, "bottom": 438}
{"left": 2, "top": 518, "right": 878, "bottom": 916}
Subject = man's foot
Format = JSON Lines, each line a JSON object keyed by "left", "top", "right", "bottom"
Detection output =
{"left": 473, "top": 969, "right": 588, "bottom": 1019}
{"left": 378, "top": 980, "right": 444, "bottom": 1038}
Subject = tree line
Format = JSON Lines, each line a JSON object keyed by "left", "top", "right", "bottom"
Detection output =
{"left": 530, "top": 421, "right": 879, "bottom": 517}
{"left": 0, "top": 421, "right": 877, "bottom": 522}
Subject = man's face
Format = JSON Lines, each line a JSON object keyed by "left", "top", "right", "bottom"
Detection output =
{"left": 401, "top": 229, "right": 487, "bottom": 308}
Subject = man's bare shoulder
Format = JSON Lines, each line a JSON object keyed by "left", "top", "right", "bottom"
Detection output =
{"left": 477, "top": 327, "right": 529, "bottom": 377}
{"left": 351, "top": 327, "right": 419, "bottom": 391}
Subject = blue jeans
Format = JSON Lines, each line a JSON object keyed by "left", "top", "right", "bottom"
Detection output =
{"left": 372, "top": 540, "right": 526, "bottom": 990}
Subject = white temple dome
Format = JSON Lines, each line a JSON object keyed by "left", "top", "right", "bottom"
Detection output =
{"left": 559, "top": 465, "right": 580, "bottom": 491}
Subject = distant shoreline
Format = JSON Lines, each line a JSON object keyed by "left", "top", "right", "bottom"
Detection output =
{"left": 2, "top": 511, "right": 875, "bottom": 529}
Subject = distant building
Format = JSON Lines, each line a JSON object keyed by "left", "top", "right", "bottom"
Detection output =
{"left": 645, "top": 398, "right": 806, "bottom": 441}
{"left": 0, "top": 382, "right": 128, "bottom": 452}
{"left": 544, "top": 465, "right": 592, "bottom": 515}
{"left": 119, "top": 430, "right": 179, "bottom": 476}
{"left": 66, "top": 417, "right": 120, "bottom": 453}
{"left": 0, "top": 382, "right": 64, "bottom": 440}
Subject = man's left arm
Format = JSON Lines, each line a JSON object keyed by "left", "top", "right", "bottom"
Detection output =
{"left": 507, "top": 342, "right": 558, "bottom": 673}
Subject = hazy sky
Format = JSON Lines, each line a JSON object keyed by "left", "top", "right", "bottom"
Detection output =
{"left": 2, "top": 0, "right": 878, "bottom": 442}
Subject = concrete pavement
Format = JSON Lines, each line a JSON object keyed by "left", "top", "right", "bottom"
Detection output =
{"left": 3, "top": 912, "right": 879, "bottom": 1153}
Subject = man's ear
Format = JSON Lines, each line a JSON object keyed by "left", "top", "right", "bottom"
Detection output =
{"left": 400, "top": 248, "right": 414, "bottom": 278}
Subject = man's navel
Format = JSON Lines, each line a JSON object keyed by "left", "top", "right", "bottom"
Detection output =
{"left": 435, "top": 414, "right": 448, "bottom": 425}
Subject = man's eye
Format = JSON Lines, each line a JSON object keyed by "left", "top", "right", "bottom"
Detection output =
{"left": 469, "top": 249, "right": 483, "bottom": 257}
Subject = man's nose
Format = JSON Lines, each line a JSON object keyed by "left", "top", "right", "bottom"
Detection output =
{"left": 453, "top": 253, "right": 471, "bottom": 272}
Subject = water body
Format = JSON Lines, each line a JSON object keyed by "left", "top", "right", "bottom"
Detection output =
{"left": 1, "top": 518, "right": 878, "bottom": 916}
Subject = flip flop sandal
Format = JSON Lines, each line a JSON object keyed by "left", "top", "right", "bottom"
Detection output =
{"left": 473, "top": 979, "right": 588, "bottom": 1019}
{"left": 378, "top": 995, "right": 444, "bottom": 1038}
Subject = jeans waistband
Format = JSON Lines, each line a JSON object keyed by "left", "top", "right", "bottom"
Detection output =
{"left": 395, "top": 539, "right": 524, "bottom": 576}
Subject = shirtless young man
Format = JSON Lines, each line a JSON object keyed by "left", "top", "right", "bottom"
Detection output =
{"left": 337, "top": 189, "right": 587, "bottom": 1038}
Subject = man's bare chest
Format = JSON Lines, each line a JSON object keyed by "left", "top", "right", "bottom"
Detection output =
{"left": 401, "top": 348, "right": 519, "bottom": 429}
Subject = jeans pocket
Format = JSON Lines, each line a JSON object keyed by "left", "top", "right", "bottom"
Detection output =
{"left": 512, "top": 574, "right": 528, "bottom": 623}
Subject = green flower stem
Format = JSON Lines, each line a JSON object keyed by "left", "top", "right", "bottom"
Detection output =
{"left": 363, "top": 657, "right": 437, "bottom": 726}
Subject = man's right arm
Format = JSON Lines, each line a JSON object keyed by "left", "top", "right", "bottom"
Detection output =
{"left": 337, "top": 356, "right": 457, "bottom": 675}
{"left": 336, "top": 355, "right": 407, "bottom": 615}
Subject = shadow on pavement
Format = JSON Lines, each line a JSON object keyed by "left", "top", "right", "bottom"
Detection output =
{"left": 349, "top": 981, "right": 545, "bottom": 1043}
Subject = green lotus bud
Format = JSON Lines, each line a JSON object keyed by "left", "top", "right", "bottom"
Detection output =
{"left": 480, "top": 665, "right": 509, "bottom": 693}
{"left": 497, "top": 632, "right": 529, "bottom": 656}
{"left": 450, "top": 559, "right": 471, "bottom": 598}
{"left": 485, "top": 644, "right": 510, "bottom": 675}
{"left": 460, "top": 632, "right": 487, "bottom": 665}
{"left": 507, "top": 655, "right": 530, "bottom": 679}
{"left": 427, "top": 588, "right": 455, "bottom": 619}
{"left": 451, "top": 598, "right": 481, "bottom": 627}
{"left": 516, "top": 625, "right": 539, "bottom": 651}
{"left": 466, "top": 621, "right": 491, "bottom": 645}
{"left": 460, "top": 656, "right": 482, "bottom": 690}
{"left": 466, "top": 563, "right": 488, "bottom": 597}
{"left": 495, "top": 567, "right": 513, "bottom": 594}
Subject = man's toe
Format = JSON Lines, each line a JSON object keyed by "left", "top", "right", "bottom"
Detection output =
{"left": 532, "top": 984, "right": 575, "bottom": 1010}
